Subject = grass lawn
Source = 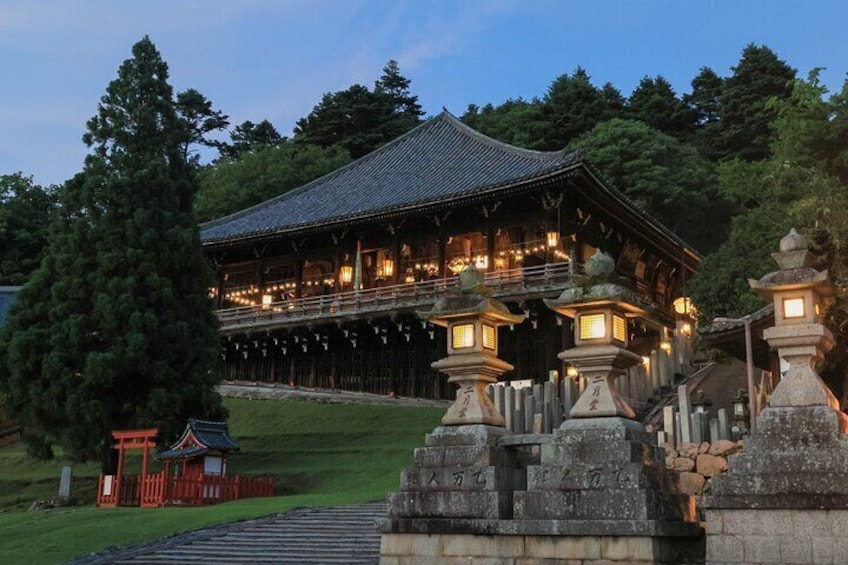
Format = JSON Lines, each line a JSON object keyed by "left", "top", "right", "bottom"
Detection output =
{"left": 0, "top": 397, "right": 444, "bottom": 564}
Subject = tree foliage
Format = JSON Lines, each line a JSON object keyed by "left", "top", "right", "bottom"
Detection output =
{"left": 196, "top": 141, "right": 350, "bottom": 222}
{"left": 175, "top": 88, "right": 229, "bottom": 164}
{"left": 0, "top": 37, "right": 224, "bottom": 466}
{"left": 294, "top": 60, "right": 423, "bottom": 159}
{"left": 570, "top": 119, "right": 729, "bottom": 252}
{"left": 460, "top": 98, "right": 544, "bottom": 147}
{"left": 218, "top": 119, "right": 283, "bottom": 160}
{"left": 0, "top": 173, "right": 57, "bottom": 285}
{"left": 536, "top": 67, "right": 621, "bottom": 150}
{"left": 714, "top": 44, "right": 796, "bottom": 160}
{"left": 690, "top": 71, "right": 848, "bottom": 321}
{"left": 627, "top": 75, "right": 695, "bottom": 140}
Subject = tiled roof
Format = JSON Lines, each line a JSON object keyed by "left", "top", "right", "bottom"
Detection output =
{"left": 165, "top": 419, "right": 240, "bottom": 456}
{"left": 157, "top": 445, "right": 209, "bottom": 460}
{"left": 0, "top": 287, "right": 21, "bottom": 328}
{"left": 201, "top": 110, "right": 581, "bottom": 245}
{"left": 698, "top": 304, "right": 774, "bottom": 335}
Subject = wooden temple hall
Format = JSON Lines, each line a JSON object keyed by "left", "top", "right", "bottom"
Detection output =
{"left": 201, "top": 111, "right": 701, "bottom": 400}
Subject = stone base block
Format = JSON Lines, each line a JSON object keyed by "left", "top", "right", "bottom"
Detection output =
{"left": 387, "top": 490, "right": 513, "bottom": 520}
{"left": 706, "top": 508, "right": 848, "bottom": 564}
{"left": 380, "top": 532, "right": 703, "bottom": 564}
{"left": 514, "top": 490, "right": 687, "bottom": 522}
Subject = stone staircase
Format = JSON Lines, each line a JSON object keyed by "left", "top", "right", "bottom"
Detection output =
{"left": 76, "top": 503, "right": 385, "bottom": 564}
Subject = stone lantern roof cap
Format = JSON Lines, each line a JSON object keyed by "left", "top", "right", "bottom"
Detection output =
{"left": 418, "top": 266, "right": 526, "bottom": 327}
{"left": 748, "top": 228, "right": 833, "bottom": 299}
{"left": 543, "top": 249, "right": 653, "bottom": 318}
{"left": 543, "top": 282, "right": 652, "bottom": 319}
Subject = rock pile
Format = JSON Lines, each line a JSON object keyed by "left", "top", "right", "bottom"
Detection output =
{"left": 662, "top": 439, "right": 743, "bottom": 495}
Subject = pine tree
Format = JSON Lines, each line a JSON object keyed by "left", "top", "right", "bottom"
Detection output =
{"left": 218, "top": 119, "right": 284, "bottom": 160}
{"left": 715, "top": 44, "right": 796, "bottom": 160}
{"left": 627, "top": 75, "right": 695, "bottom": 140}
{"left": 294, "top": 60, "right": 423, "bottom": 159}
{"left": 0, "top": 37, "right": 224, "bottom": 466}
{"left": 537, "top": 67, "right": 615, "bottom": 149}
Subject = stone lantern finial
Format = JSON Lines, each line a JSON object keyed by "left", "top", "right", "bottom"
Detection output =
{"left": 584, "top": 249, "right": 616, "bottom": 279}
{"left": 773, "top": 227, "right": 813, "bottom": 270}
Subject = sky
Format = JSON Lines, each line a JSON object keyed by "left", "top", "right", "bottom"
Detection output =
{"left": 1, "top": 0, "right": 847, "bottom": 187}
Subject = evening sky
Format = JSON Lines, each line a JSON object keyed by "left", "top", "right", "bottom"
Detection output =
{"left": 1, "top": 0, "right": 845, "bottom": 186}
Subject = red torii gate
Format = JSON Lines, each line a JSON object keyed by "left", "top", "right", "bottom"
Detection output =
{"left": 97, "top": 428, "right": 158, "bottom": 508}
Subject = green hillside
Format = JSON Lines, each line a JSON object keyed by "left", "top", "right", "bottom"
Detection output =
{"left": 0, "top": 397, "right": 443, "bottom": 564}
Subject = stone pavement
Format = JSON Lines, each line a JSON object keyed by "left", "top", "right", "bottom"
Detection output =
{"left": 71, "top": 503, "right": 384, "bottom": 564}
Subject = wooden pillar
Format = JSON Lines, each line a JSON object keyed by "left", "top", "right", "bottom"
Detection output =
{"left": 295, "top": 254, "right": 304, "bottom": 299}
{"left": 256, "top": 259, "right": 266, "bottom": 300}
{"left": 330, "top": 351, "right": 337, "bottom": 390}
{"left": 113, "top": 437, "right": 125, "bottom": 506}
{"left": 486, "top": 222, "right": 496, "bottom": 271}
{"left": 392, "top": 237, "right": 402, "bottom": 285}
{"left": 216, "top": 268, "right": 226, "bottom": 310}
{"left": 437, "top": 225, "right": 447, "bottom": 278}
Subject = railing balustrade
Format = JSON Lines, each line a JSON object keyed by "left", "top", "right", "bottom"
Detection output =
{"left": 217, "top": 262, "right": 575, "bottom": 331}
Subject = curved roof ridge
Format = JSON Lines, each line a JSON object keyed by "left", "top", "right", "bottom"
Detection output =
{"left": 201, "top": 112, "right": 574, "bottom": 232}
{"left": 437, "top": 108, "right": 571, "bottom": 162}
{"left": 202, "top": 114, "right": 455, "bottom": 230}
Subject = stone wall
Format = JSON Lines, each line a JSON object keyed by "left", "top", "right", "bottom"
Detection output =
{"left": 380, "top": 532, "right": 692, "bottom": 564}
{"left": 662, "top": 439, "right": 741, "bottom": 496}
{"left": 706, "top": 508, "right": 848, "bottom": 564}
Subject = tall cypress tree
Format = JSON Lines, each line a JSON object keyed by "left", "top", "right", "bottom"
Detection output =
{"left": 0, "top": 37, "right": 224, "bottom": 466}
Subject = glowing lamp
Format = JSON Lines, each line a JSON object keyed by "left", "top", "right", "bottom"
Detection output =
{"left": 340, "top": 265, "right": 353, "bottom": 284}
{"left": 566, "top": 365, "right": 579, "bottom": 379}
{"left": 782, "top": 297, "right": 804, "bottom": 319}
{"left": 673, "top": 296, "right": 696, "bottom": 316}
{"left": 451, "top": 323, "right": 475, "bottom": 350}
{"left": 546, "top": 230, "right": 560, "bottom": 249}
{"left": 660, "top": 341, "right": 672, "bottom": 353}
{"left": 383, "top": 257, "right": 394, "bottom": 278}
{"left": 482, "top": 324, "right": 496, "bottom": 350}
{"left": 261, "top": 294, "right": 273, "bottom": 308}
{"left": 574, "top": 311, "right": 628, "bottom": 347}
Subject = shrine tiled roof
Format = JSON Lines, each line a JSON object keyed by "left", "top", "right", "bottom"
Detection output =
{"left": 201, "top": 110, "right": 582, "bottom": 245}
{"left": 163, "top": 419, "right": 240, "bottom": 458}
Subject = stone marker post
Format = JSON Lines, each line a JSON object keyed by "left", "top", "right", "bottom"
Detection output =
{"left": 705, "top": 229, "right": 848, "bottom": 564}
{"left": 58, "top": 466, "right": 73, "bottom": 500}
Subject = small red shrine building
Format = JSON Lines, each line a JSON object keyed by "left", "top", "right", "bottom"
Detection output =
{"left": 97, "top": 421, "right": 273, "bottom": 508}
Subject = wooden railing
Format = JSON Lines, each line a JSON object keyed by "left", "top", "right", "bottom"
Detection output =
{"left": 217, "top": 262, "right": 575, "bottom": 332}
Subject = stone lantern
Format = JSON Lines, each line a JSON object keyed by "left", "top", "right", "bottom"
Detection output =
{"left": 704, "top": 228, "right": 848, "bottom": 564}
{"left": 543, "top": 250, "right": 651, "bottom": 419}
{"left": 748, "top": 228, "right": 836, "bottom": 408}
{"left": 418, "top": 265, "right": 525, "bottom": 426}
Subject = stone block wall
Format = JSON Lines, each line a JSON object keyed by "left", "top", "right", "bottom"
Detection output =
{"left": 380, "top": 532, "right": 691, "bottom": 564}
{"left": 706, "top": 508, "right": 848, "bottom": 564}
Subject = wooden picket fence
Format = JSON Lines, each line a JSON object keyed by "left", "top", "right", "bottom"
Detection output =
{"left": 98, "top": 472, "right": 274, "bottom": 508}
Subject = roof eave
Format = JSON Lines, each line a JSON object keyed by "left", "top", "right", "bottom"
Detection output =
{"left": 202, "top": 161, "right": 584, "bottom": 252}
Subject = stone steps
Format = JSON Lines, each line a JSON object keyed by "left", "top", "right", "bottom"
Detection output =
{"left": 84, "top": 503, "right": 385, "bottom": 564}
